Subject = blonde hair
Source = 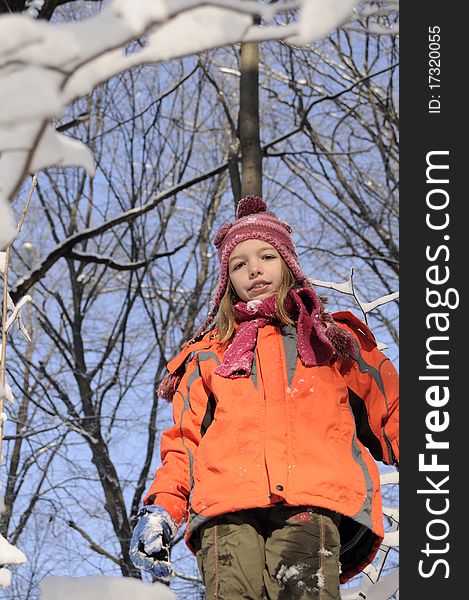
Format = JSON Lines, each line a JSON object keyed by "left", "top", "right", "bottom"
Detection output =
{"left": 216, "top": 259, "right": 297, "bottom": 343}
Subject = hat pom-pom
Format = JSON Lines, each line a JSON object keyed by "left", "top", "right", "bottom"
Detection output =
{"left": 236, "top": 196, "right": 267, "bottom": 219}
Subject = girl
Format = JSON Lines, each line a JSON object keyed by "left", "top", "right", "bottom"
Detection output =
{"left": 130, "top": 196, "right": 399, "bottom": 599}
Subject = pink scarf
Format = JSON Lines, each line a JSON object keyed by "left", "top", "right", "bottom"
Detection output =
{"left": 215, "top": 288, "right": 355, "bottom": 378}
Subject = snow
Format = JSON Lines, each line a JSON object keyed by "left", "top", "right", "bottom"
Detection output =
{"left": 0, "top": 568, "right": 12, "bottom": 588}
{"left": 315, "top": 566, "right": 325, "bottom": 588}
{"left": 23, "top": 1, "right": 46, "bottom": 19}
{"left": 246, "top": 299, "right": 262, "bottom": 312}
{"left": 118, "top": 7, "right": 253, "bottom": 65}
{"left": 39, "top": 575, "right": 176, "bottom": 600}
{"left": 0, "top": 534, "right": 27, "bottom": 589}
{"left": 139, "top": 512, "right": 166, "bottom": 554}
{"left": 293, "top": 0, "right": 357, "bottom": 44}
{"left": 0, "top": 380, "right": 14, "bottom": 404}
{"left": 0, "top": 534, "right": 26, "bottom": 564}
{"left": 4, "top": 293, "right": 32, "bottom": 336}
{"left": 365, "top": 568, "right": 399, "bottom": 600}
{"left": 276, "top": 564, "right": 303, "bottom": 585}
{"left": 30, "top": 125, "right": 95, "bottom": 176}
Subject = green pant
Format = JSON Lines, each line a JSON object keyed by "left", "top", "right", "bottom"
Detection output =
{"left": 194, "top": 505, "right": 341, "bottom": 600}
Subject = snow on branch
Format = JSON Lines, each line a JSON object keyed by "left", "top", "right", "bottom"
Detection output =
{"left": 0, "top": 532, "right": 27, "bottom": 588}
{"left": 23, "top": 0, "right": 46, "bottom": 19}
{"left": 2, "top": 290, "right": 32, "bottom": 341}
{"left": 0, "top": 0, "right": 399, "bottom": 247}
{"left": 310, "top": 267, "right": 398, "bottom": 349}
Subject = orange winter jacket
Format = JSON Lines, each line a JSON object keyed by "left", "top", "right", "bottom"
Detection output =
{"left": 144, "top": 311, "right": 399, "bottom": 583}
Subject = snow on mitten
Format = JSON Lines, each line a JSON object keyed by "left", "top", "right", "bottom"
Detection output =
{"left": 129, "top": 505, "right": 177, "bottom": 581}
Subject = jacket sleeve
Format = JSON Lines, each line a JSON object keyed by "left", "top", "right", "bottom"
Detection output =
{"left": 337, "top": 317, "right": 399, "bottom": 467}
{"left": 143, "top": 353, "right": 212, "bottom": 526}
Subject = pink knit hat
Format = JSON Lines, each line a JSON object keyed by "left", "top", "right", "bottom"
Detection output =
{"left": 190, "top": 196, "right": 312, "bottom": 341}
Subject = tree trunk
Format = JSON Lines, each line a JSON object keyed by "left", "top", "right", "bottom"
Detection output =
{"left": 239, "top": 41, "right": 262, "bottom": 200}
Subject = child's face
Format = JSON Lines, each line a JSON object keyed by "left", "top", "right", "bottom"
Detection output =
{"left": 228, "top": 239, "right": 283, "bottom": 302}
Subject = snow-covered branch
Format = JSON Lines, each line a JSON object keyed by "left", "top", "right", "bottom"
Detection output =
{"left": 310, "top": 267, "right": 398, "bottom": 349}
{"left": 0, "top": 533, "right": 27, "bottom": 588}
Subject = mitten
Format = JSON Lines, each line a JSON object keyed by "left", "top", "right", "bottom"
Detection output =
{"left": 129, "top": 505, "right": 177, "bottom": 581}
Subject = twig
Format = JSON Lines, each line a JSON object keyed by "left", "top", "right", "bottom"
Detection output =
{"left": 67, "top": 520, "right": 124, "bottom": 566}
{"left": 1, "top": 173, "right": 37, "bottom": 468}
{"left": 172, "top": 569, "right": 203, "bottom": 584}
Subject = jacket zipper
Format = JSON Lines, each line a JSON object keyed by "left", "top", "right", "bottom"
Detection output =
{"left": 383, "top": 431, "right": 398, "bottom": 467}
{"left": 255, "top": 344, "right": 273, "bottom": 499}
